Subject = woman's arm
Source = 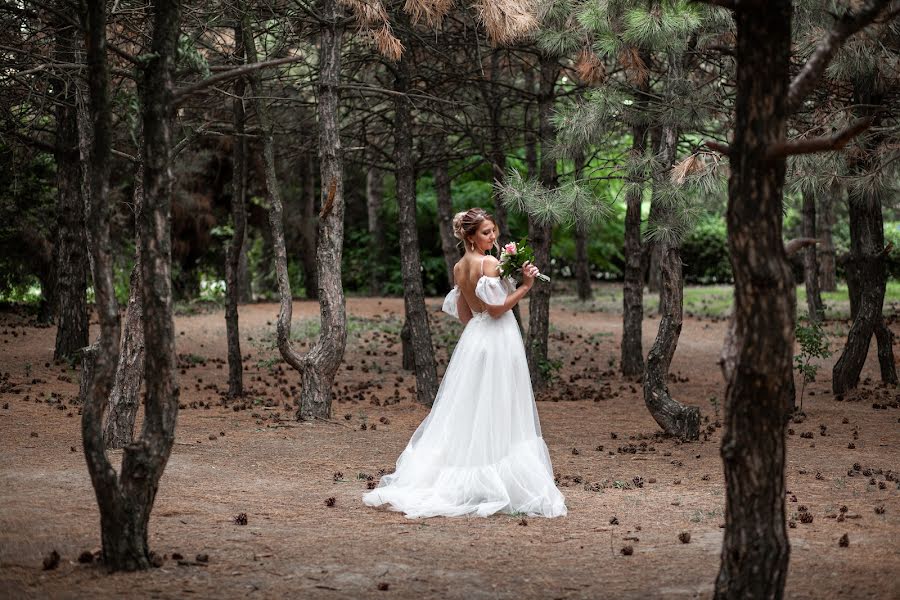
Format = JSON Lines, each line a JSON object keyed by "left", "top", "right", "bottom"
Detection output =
{"left": 483, "top": 260, "right": 537, "bottom": 319}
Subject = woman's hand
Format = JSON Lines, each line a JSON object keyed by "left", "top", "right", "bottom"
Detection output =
{"left": 521, "top": 261, "right": 539, "bottom": 289}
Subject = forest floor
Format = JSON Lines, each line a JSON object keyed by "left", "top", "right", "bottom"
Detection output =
{"left": 1, "top": 285, "right": 898, "bottom": 599}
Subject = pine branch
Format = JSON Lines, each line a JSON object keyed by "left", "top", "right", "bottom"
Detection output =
{"left": 173, "top": 55, "right": 304, "bottom": 107}
{"left": 765, "top": 117, "right": 874, "bottom": 159}
{"left": 786, "top": 0, "right": 893, "bottom": 113}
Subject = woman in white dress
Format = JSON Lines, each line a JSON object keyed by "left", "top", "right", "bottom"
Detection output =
{"left": 362, "top": 208, "right": 567, "bottom": 518}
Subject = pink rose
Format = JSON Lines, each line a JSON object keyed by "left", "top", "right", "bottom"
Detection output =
{"left": 504, "top": 242, "right": 517, "bottom": 255}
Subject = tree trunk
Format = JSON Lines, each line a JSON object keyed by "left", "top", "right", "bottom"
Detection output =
{"left": 621, "top": 120, "right": 648, "bottom": 377}
{"left": 237, "top": 237, "right": 252, "bottom": 302}
{"left": 434, "top": 159, "right": 459, "bottom": 287}
{"left": 366, "top": 160, "right": 385, "bottom": 296}
{"left": 817, "top": 183, "right": 838, "bottom": 292}
{"left": 225, "top": 27, "right": 247, "bottom": 398}
{"left": 300, "top": 154, "right": 319, "bottom": 300}
{"left": 801, "top": 191, "right": 824, "bottom": 321}
{"left": 525, "top": 55, "right": 557, "bottom": 390}
{"left": 642, "top": 74, "right": 698, "bottom": 441}
{"left": 523, "top": 66, "right": 538, "bottom": 179}
{"left": 80, "top": 0, "right": 121, "bottom": 405}
{"left": 81, "top": 0, "right": 181, "bottom": 571}
{"left": 832, "top": 94, "right": 897, "bottom": 393}
{"left": 103, "top": 166, "right": 146, "bottom": 449}
{"left": 484, "top": 51, "right": 511, "bottom": 244}
{"left": 573, "top": 152, "right": 592, "bottom": 302}
{"left": 243, "top": 8, "right": 348, "bottom": 420}
{"left": 52, "top": 19, "right": 89, "bottom": 359}
{"left": 394, "top": 51, "right": 438, "bottom": 407}
{"left": 715, "top": 4, "right": 793, "bottom": 598}
{"left": 643, "top": 240, "right": 700, "bottom": 440}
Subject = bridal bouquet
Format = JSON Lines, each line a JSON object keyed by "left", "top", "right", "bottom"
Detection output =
{"left": 498, "top": 239, "right": 550, "bottom": 283}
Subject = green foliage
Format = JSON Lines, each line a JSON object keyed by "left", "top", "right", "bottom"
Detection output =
{"left": 0, "top": 142, "right": 55, "bottom": 299}
{"left": 794, "top": 316, "right": 832, "bottom": 410}
{"left": 177, "top": 34, "right": 211, "bottom": 78}
{"left": 680, "top": 214, "right": 732, "bottom": 283}
{"left": 536, "top": 356, "right": 563, "bottom": 382}
{"left": 622, "top": 2, "right": 702, "bottom": 51}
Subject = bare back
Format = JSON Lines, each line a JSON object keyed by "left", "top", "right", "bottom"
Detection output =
{"left": 453, "top": 254, "right": 500, "bottom": 314}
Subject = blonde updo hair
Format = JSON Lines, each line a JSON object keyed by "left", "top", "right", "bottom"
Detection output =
{"left": 452, "top": 207, "right": 499, "bottom": 253}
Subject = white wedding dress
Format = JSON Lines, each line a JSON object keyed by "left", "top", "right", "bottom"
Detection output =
{"left": 362, "top": 260, "right": 567, "bottom": 518}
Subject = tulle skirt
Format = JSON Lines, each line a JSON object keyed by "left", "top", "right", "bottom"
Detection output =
{"left": 363, "top": 310, "right": 567, "bottom": 519}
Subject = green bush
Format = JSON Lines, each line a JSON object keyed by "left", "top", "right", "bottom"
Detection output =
{"left": 680, "top": 214, "right": 732, "bottom": 283}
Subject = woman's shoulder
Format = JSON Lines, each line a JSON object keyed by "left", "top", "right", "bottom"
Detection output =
{"left": 481, "top": 255, "right": 500, "bottom": 276}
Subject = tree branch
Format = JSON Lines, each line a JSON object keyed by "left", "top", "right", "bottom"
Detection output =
{"left": 704, "top": 140, "right": 731, "bottom": 155}
{"left": 786, "top": 0, "right": 893, "bottom": 113}
{"left": 765, "top": 117, "right": 874, "bottom": 159}
{"left": 172, "top": 55, "right": 304, "bottom": 107}
{"left": 784, "top": 238, "right": 819, "bottom": 256}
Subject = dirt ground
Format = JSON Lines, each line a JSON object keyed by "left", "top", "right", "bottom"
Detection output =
{"left": 1, "top": 289, "right": 898, "bottom": 599}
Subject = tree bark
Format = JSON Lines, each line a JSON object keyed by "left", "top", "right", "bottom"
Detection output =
{"left": 52, "top": 16, "right": 89, "bottom": 359}
{"left": 573, "top": 152, "right": 592, "bottom": 302}
{"left": 81, "top": 0, "right": 181, "bottom": 572}
{"left": 643, "top": 240, "right": 700, "bottom": 440}
{"left": 103, "top": 165, "right": 145, "bottom": 449}
{"left": 715, "top": 4, "right": 794, "bottom": 598}
{"left": 817, "top": 183, "right": 838, "bottom": 292}
{"left": 642, "top": 77, "right": 698, "bottom": 441}
{"left": 366, "top": 160, "right": 385, "bottom": 296}
{"left": 621, "top": 120, "right": 648, "bottom": 377}
{"left": 484, "top": 51, "right": 511, "bottom": 244}
{"left": 243, "top": 7, "right": 348, "bottom": 420}
{"left": 225, "top": 26, "right": 247, "bottom": 398}
{"left": 80, "top": 0, "right": 120, "bottom": 405}
{"left": 394, "top": 50, "right": 439, "bottom": 407}
{"left": 525, "top": 55, "right": 557, "bottom": 390}
{"left": 237, "top": 237, "right": 252, "bottom": 302}
{"left": 801, "top": 191, "right": 824, "bottom": 321}
{"left": 434, "top": 158, "right": 459, "bottom": 288}
{"left": 300, "top": 154, "right": 319, "bottom": 300}
{"left": 832, "top": 93, "right": 898, "bottom": 393}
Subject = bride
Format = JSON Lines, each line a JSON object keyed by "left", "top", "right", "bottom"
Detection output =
{"left": 362, "top": 207, "right": 567, "bottom": 518}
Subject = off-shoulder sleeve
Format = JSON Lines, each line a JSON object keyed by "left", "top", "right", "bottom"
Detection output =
{"left": 475, "top": 277, "right": 510, "bottom": 305}
{"left": 442, "top": 286, "right": 460, "bottom": 320}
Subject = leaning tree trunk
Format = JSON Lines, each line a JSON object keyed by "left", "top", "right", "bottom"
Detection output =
{"left": 225, "top": 28, "right": 247, "bottom": 399}
{"left": 643, "top": 238, "right": 700, "bottom": 440}
{"left": 642, "top": 95, "right": 699, "bottom": 441}
{"left": 801, "top": 191, "right": 824, "bottom": 321}
{"left": 621, "top": 119, "right": 648, "bottom": 377}
{"left": 833, "top": 93, "right": 897, "bottom": 393}
{"left": 52, "top": 20, "right": 89, "bottom": 359}
{"left": 82, "top": 0, "right": 181, "bottom": 571}
{"left": 434, "top": 158, "right": 459, "bottom": 288}
{"left": 573, "top": 152, "right": 592, "bottom": 302}
{"left": 525, "top": 54, "right": 557, "bottom": 390}
{"left": 394, "top": 50, "right": 438, "bottom": 406}
{"left": 818, "top": 182, "right": 838, "bottom": 292}
{"left": 714, "top": 3, "right": 794, "bottom": 598}
{"left": 243, "top": 10, "right": 348, "bottom": 420}
{"left": 366, "top": 158, "right": 385, "bottom": 296}
{"left": 103, "top": 165, "right": 146, "bottom": 449}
